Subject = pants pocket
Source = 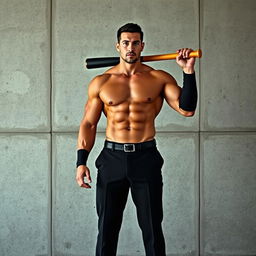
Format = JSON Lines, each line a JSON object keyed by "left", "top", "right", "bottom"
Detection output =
{"left": 95, "top": 150, "right": 104, "bottom": 169}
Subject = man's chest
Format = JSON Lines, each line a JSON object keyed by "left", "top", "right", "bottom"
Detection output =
{"left": 99, "top": 75, "right": 163, "bottom": 106}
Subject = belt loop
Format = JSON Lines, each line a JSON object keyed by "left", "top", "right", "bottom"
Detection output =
{"left": 111, "top": 142, "right": 114, "bottom": 151}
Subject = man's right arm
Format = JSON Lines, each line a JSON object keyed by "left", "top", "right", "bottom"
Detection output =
{"left": 77, "top": 76, "right": 103, "bottom": 151}
{"left": 76, "top": 76, "right": 104, "bottom": 188}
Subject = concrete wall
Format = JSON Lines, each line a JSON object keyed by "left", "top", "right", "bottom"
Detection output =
{"left": 0, "top": 0, "right": 255, "bottom": 256}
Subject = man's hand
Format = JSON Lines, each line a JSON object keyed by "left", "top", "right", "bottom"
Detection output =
{"left": 176, "top": 48, "right": 195, "bottom": 74}
{"left": 76, "top": 165, "right": 92, "bottom": 189}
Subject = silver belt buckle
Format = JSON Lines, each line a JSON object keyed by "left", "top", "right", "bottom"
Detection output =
{"left": 124, "top": 144, "right": 135, "bottom": 152}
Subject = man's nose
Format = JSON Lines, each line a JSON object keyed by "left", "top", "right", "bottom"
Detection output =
{"left": 128, "top": 43, "right": 134, "bottom": 52}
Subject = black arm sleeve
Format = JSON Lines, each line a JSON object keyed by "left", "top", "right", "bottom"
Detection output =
{"left": 179, "top": 72, "right": 198, "bottom": 111}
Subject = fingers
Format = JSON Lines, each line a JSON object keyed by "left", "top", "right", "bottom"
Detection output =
{"left": 76, "top": 166, "right": 92, "bottom": 189}
{"left": 177, "top": 48, "right": 193, "bottom": 59}
{"left": 85, "top": 168, "right": 92, "bottom": 183}
{"left": 81, "top": 182, "right": 91, "bottom": 189}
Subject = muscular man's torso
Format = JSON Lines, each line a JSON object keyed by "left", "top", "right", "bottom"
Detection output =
{"left": 97, "top": 64, "right": 166, "bottom": 143}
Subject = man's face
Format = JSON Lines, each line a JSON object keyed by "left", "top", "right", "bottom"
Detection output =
{"left": 116, "top": 32, "right": 144, "bottom": 64}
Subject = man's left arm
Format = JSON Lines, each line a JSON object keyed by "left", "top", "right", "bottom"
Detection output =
{"left": 162, "top": 48, "right": 198, "bottom": 117}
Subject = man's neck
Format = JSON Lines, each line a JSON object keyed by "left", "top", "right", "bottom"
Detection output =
{"left": 118, "top": 59, "right": 143, "bottom": 76}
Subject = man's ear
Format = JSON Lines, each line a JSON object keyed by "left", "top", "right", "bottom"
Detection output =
{"left": 141, "top": 42, "right": 145, "bottom": 52}
{"left": 116, "top": 42, "right": 120, "bottom": 52}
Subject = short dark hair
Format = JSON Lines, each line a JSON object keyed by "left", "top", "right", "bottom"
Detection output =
{"left": 117, "top": 23, "right": 144, "bottom": 42}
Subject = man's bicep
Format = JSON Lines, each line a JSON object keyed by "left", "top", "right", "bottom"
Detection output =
{"left": 82, "top": 97, "right": 103, "bottom": 126}
{"left": 81, "top": 78, "right": 104, "bottom": 126}
{"left": 159, "top": 70, "right": 195, "bottom": 116}
{"left": 163, "top": 82, "right": 195, "bottom": 116}
{"left": 163, "top": 82, "right": 181, "bottom": 111}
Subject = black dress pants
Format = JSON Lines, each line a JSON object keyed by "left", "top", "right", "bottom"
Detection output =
{"left": 95, "top": 139, "right": 166, "bottom": 256}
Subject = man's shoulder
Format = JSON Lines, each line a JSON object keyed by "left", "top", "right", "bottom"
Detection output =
{"left": 149, "top": 69, "right": 176, "bottom": 82}
{"left": 87, "top": 73, "right": 111, "bottom": 97}
{"left": 149, "top": 68, "right": 171, "bottom": 76}
{"left": 92, "top": 73, "right": 112, "bottom": 83}
{"left": 103, "top": 65, "right": 120, "bottom": 75}
{"left": 141, "top": 64, "right": 154, "bottom": 72}
{"left": 89, "top": 73, "right": 112, "bottom": 89}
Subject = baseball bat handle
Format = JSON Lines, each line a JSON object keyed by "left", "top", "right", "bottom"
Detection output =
{"left": 86, "top": 49, "right": 202, "bottom": 69}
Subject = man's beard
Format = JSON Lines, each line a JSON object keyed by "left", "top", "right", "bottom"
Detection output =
{"left": 121, "top": 54, "right": 139, "bottom": 64}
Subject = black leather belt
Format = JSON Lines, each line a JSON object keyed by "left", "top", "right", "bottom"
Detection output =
{"left": 104, "top": 139, "right": 156, "bottom": 152}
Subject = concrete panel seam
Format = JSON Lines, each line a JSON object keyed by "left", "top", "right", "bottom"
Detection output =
{"left": 49, "top": 0, "right": 53, "bottom": 255}
{"left": 198, "top": 0, "right": 201, "bottom": 254}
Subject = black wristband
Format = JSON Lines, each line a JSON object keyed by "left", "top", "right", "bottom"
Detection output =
{"left": 179, "top": 72, "right": 198, "bottom": 111}
{"left": 76, "top": 149, "right": 89, "bottom": 168}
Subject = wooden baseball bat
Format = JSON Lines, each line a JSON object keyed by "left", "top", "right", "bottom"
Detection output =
{"left": 86, "top": 49, "right": 202, "bottom": 69}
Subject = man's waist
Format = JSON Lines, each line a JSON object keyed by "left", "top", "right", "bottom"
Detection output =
{"left": 104, "top": 139, "right": 156, "bottom": 152}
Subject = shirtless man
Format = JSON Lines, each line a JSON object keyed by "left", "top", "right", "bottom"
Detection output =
{"left": 76, "top": 23, "right": 197, "bottom": 256}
